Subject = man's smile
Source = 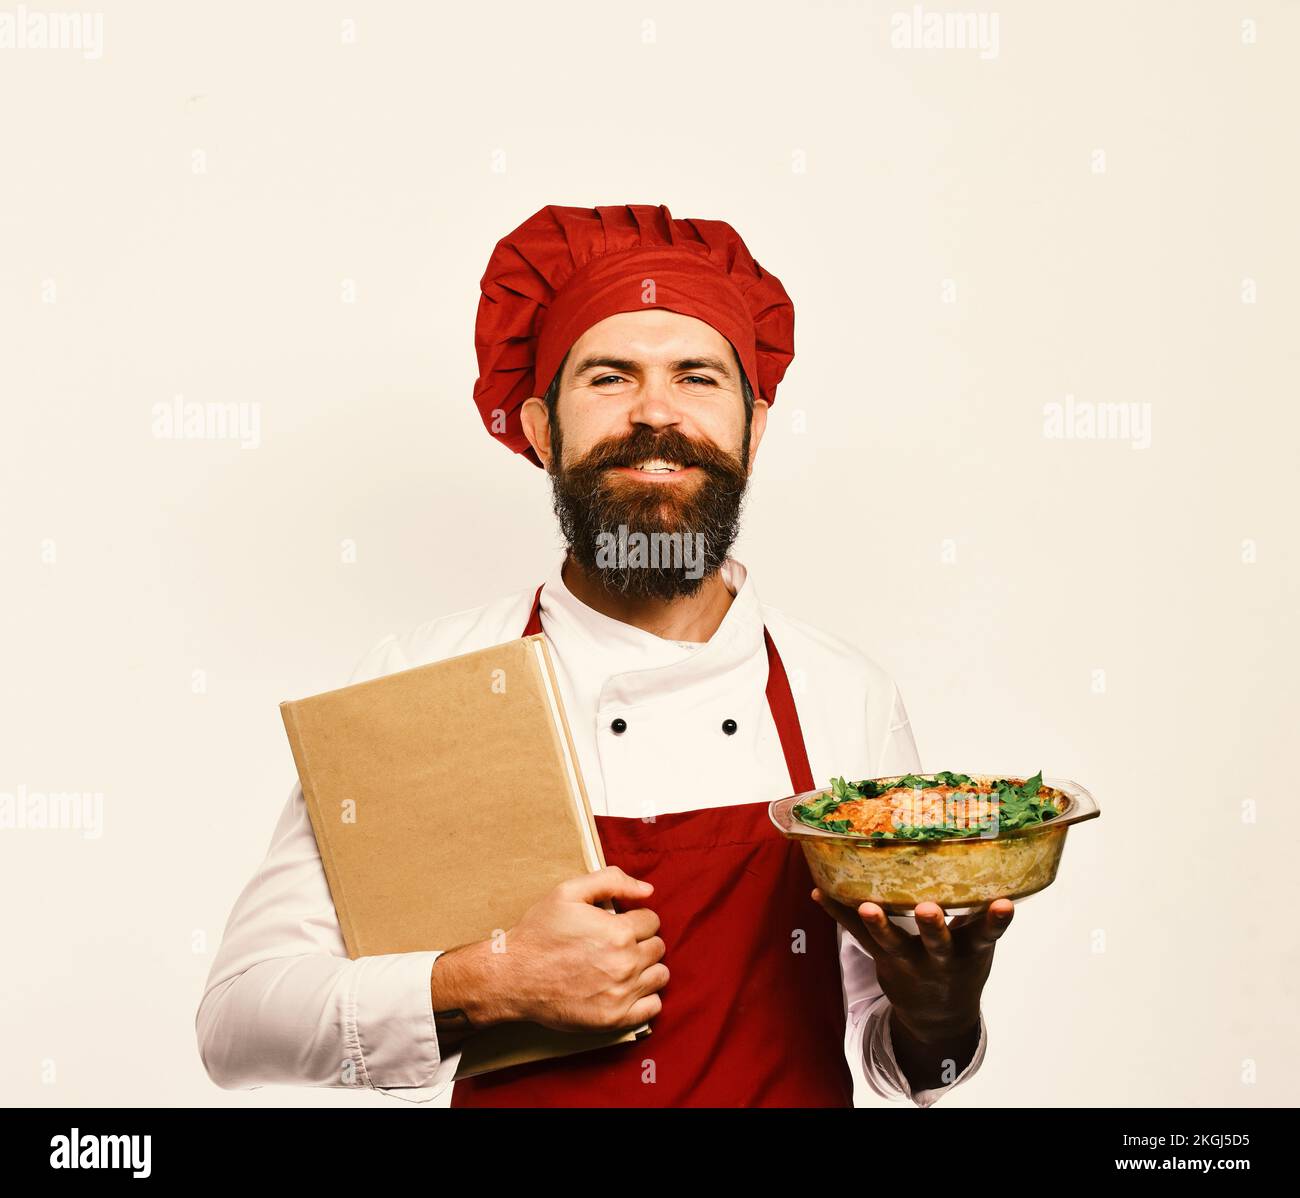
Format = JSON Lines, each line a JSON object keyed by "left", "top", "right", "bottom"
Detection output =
{"left": 606, "top": 459, "right": 703, "bottom": 483}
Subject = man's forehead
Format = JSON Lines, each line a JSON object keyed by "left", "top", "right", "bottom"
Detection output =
{"left": 565, "top": 312, "right": 738, "bottom": 380}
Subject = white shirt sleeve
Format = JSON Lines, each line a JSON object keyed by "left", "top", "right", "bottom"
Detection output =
{"left": 194, "top": 638, "right": 463, "bottom": 1102}
{"left": 840, "top": 682, "right": 989, "bottom": 1107}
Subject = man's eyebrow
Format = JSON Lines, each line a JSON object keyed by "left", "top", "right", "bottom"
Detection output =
{"left": 572, "top": 355, "right": 734, "bottom": 378}
{"left": 672, "top": 356, "right": 733, "bottom": 378}
{"left": 572, "top": 356, "right": 641, "bottom": 377}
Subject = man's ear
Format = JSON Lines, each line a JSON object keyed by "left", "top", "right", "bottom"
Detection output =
{"left": 746, "top": 399, "right": 770, "bottom": 474}
{"left": 520, "top": 397, "right": 553, "bottom": 470}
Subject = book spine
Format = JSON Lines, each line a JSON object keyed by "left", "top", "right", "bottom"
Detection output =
{"left": 279, "top": 702, "right": 361, "bottom": 959}
{"left": 528, "top": 635, "right": 605, "bottom": 872}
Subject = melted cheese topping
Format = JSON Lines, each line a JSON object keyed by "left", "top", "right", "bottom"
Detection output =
{"left": 836, "top": 783, "right": 1003, "bottom": 836}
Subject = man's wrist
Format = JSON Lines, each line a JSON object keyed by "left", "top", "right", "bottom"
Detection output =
{"left": 885, "top": 1004, "right": 982, "bottom": 1095}
{"left": 889, "top": 1002, "right": 980, "bottom": 1047}
{"left": 429, "top": 939, "right": 518, "bottom": 1031}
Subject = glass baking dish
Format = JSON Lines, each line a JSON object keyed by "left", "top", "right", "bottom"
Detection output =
{"left": 769, "top": 773, "right": 1100, "bottom": 916}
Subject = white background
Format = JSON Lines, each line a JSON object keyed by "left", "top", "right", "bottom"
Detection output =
{"left": 1, "top": 0, "right": 1296, "bottom": 1106}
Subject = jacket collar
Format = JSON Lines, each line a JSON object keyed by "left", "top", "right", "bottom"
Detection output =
{"left": 537, "top": 555, "right": 767, "bottom": 701}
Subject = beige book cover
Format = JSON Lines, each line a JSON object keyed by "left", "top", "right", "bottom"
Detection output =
{"left": 279, "top": 633, "right": 648, "bottom": 1080}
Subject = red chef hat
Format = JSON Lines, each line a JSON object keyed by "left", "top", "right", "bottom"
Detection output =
{"left": 472, "top": 204, "right": 795, "bottom": 467}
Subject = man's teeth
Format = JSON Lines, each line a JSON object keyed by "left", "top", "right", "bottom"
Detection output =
{"left": 631, "top": 459, "right": 683, "bottom": 473}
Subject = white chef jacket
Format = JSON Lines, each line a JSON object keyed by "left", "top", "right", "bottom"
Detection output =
{"left": 196, "top": 556, "right": 988, "bottom": 1108}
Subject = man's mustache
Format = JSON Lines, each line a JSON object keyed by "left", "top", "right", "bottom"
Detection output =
{"left": 563, "top": 429, "right": 744, "bottom": 477}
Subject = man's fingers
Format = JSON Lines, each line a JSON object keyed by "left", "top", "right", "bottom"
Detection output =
{"left": 560, "top": 865, "right": 654, "bottom": 906}
{"left": 946, "top": 907, "right": 984, "bottom": 934}
{"left": 959, "top": 899, "right": 1016, "bottom": 950}
{"left": 812, "top": 889, "right": 906, "bottom": 957}
{"left": 813, "top": 889, "right": 957, "bottom": 957}
{"left": 811, "top": 888, "right": 873, "bottom": 953}
{"left": 624, "top": 990, "right": 664, "bottom": 1028}
{"left": 913, "top": 902, "right": 955, "bottom": 960}
{"left": 617, "top": 906, "right": 661, "bottom": 942}
{"left": 854, "top": 901, "right": 912, "bottom": 955}
{"left": 810, "top": 888, "right": 858, "bottom": 926}
{"left": 636, "top": 961, "right": 670, "bottom": 996}
{"left": 635, "top": 935, "right": 666, "bottom": 969}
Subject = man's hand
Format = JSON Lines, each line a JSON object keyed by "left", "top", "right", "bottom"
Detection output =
{"left": 812, "top": 889, "right": 1014, "bottom": 1091}
{"left": 430, "top": 866, "right": 669, "bottom": 1042}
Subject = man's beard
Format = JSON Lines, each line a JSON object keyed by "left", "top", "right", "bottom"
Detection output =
{"left": 547, "top": 420, "right": 751, "bottom": 601}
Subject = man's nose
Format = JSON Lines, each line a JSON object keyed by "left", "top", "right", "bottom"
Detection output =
{"left": 626, "top": 373, "right": 683, "bottom": 430}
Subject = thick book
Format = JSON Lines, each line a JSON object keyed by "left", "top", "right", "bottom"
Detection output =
{"left": 279, "top": 633, "right": 648, "bottom": 1080}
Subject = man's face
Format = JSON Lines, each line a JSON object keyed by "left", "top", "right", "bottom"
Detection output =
{"left": 521, "top": 309, "right": 769, "bottom": 599}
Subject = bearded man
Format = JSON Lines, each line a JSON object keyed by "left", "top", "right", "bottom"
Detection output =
{"left": 196, "top": 204, "right": 1015, "bottom": 1108}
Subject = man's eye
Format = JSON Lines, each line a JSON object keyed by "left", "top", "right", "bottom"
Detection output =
{"left": 589, "top": 373, "right": 714, "bottom": 386}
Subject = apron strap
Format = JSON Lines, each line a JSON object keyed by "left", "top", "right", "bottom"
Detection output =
{"left": 522, "top": 584, "right": 545, "bottom": 637}
{"left": 522, "top": 583, "right": 816, "bottom": 795}
{"left": 761, "top": 627, "right": 816, "bottom": 794}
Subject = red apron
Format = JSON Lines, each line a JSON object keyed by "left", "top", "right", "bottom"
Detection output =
{"left": 450, "top": 585, "right": 854, "bottom": 1108}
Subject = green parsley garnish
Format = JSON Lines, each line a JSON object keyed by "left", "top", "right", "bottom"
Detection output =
{"left": 791, "top": 771, "right": 1058, "bottom": 840}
